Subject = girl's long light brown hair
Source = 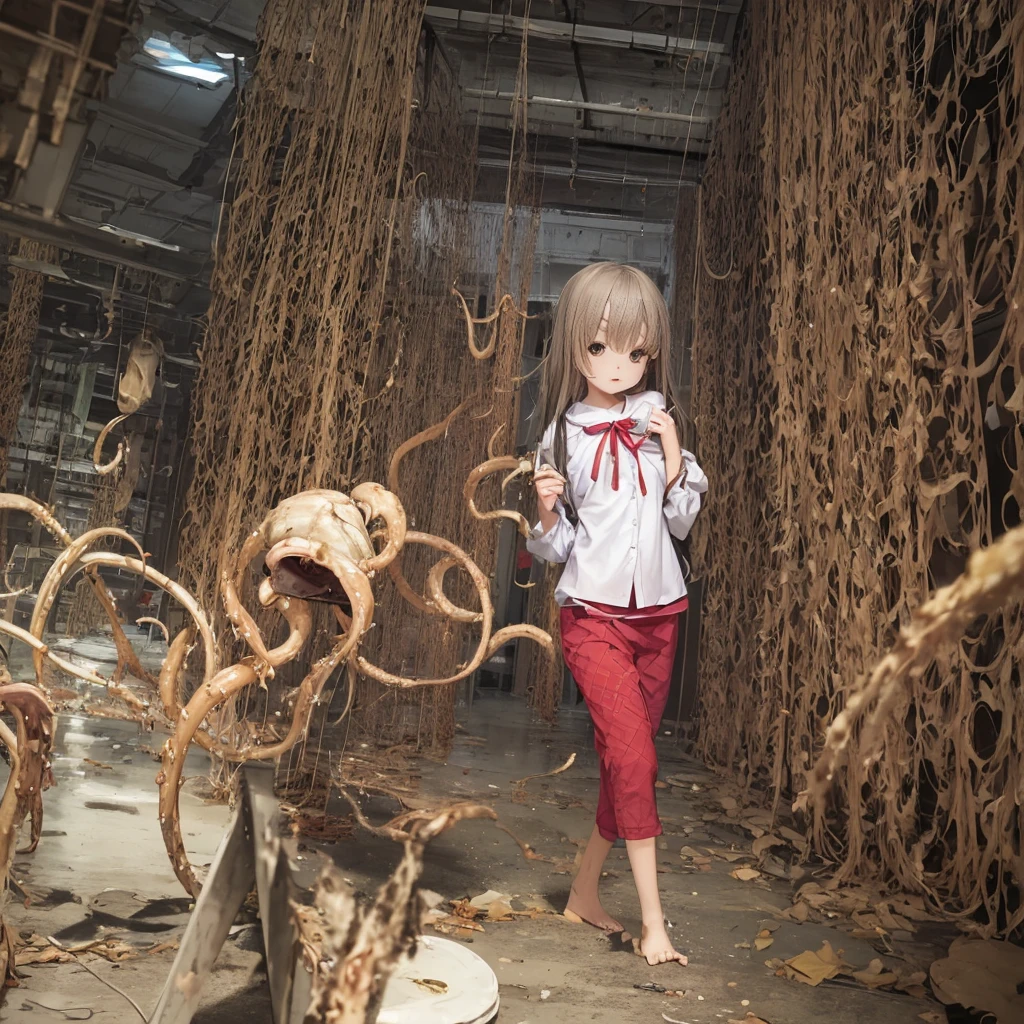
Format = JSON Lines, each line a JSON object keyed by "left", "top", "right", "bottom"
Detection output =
{"left": 537, "top": 262, "right": 687, "bottom": 503}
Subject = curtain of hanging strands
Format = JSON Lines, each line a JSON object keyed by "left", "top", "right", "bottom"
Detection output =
{"left": 689, "top": 0, "right": 1024, "bottom": 934}
{"left": 180, "top": 0, "right": 541, "bottom": 763}
{"left": 1, "top": 239, "right": 57, "bottom": 569}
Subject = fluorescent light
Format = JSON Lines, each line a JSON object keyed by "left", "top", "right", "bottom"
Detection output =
{"left": 162, "top": 63, "right": 229, "bottom": 84}
{"left": 216, "top": 51, "right": 235, "bottom": 59}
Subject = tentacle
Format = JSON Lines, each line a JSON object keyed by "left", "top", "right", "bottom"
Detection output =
{"left": 75, "top": 553, "right": 217, "bottom": 684}
{"left": 451, "top": 287, "right": 530, "bottom": 360}
{"left": 464, "top": 455, "right": 534, "bottom": 538}
{"left": 328, "top": 659, "right": 357, "bottom": 727}
{"left": 388, "top": 397, "right": 472, "bottom": 495}
{"left": 158, "top": 661, "right": 257, "bottom": 895}
{"left": 0, "top": 715, "right": 23, "bottom": 882}
{"left": 425, "top": 556, "right": 482, "bottom": 623}
{"left": 0, "top": 494, "right": 73, "bottom": 547}
{"left": 215, "top": 528, "right": 276, "bottom": 669}
{"left": 137, "top": 616, "right": 169, "bottom": 642}
{"left": 387, "top": 553, "right": 439, "bottom": 617}
{"left": 158, "top": 627, "right": 194, "bottom": 724}
{"left": 257, "top": 579, "right": 313, "bottom": 668}
{"left": 0, "top": 618, "right": 111, "bottom": 688}
{"left": 487, "top": 423, "right": 505, "bottom": 460}
{"left": 501, "top": 464, "right": 530, "bottom": 495}
{"left": 230, "top": 641, "right": 347, "bottom": 762}
{"left": 158, "top": 555, "right": 373, "bottom": 895}
{"left": 93, "top": 413, "right": 130, "bottom": 475}
{"left": 0, "top": 681, "right": 55, "bottom": 855}
{"left": 84, "top": 569, "right": 158, "bottom": 687}
{"left": 485, "top": 623, "right": 554, "bottom": 661}
{"left": 350, "top": 482, "right": 407, "bottom": 573}
{"left": 357, "top": 530, "right": 493, "bottom": 688}
{"left": 30, "top": 526, "right": 149, "bottom": 686}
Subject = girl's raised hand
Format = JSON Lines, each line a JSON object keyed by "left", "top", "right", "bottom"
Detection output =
{"left": 646, "top": 408, "right": 680, "bottom": 454}
{"left": 533, "top": 465, "right": 566, "bottom": 512}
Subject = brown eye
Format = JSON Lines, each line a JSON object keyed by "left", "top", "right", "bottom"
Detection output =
{"left": 588, "top": 343, "right": 605, "bottom": 356}
{"left": 629, "top": 349, "right": 646, "bottom": 363}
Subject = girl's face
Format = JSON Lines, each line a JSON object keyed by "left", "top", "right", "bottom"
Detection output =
{"left": 579, "top": 303, "right": 651, "bottom": 397}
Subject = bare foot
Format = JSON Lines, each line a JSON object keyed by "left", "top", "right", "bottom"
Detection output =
{"left": 564, "top": 884, "right": 624, "bottom": 933}
{"left": 640, "top": 923, "right": 688, "bottom": 966}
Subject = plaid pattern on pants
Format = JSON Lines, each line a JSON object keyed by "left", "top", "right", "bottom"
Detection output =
{"left": 560, "top": 604, "right": 680, "bottom": 841}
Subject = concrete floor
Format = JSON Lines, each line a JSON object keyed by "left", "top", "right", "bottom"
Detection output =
{"left": 2, "top": 633, "right": 950, "bottom": 1023}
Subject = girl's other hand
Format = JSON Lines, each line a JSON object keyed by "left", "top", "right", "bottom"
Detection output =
{"left": 534, "top": 465, "right": 566, "bottom": 512}
{"left": 647, "top": 409, "right": 682, "bottom": 483}
{"left": 647, "top": 408, "right": 680, "bottom": 453}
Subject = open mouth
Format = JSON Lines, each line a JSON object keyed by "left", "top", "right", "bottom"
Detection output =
{"left": 263, "top": 543, "right": 353, "bottom": 611}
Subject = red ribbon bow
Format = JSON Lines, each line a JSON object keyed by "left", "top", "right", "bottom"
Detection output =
{"left": 583, "top": 418, "right": 647, "bottom": 495}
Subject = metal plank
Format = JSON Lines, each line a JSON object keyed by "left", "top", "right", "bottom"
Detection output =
{"left": 245, "top": 763, "right": 307, "bottom": 1024}
{"left": 148, "top": 800, "right": 255, "bottom": 1024}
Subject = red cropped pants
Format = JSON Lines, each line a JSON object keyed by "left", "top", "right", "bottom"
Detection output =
{"left": 559, "top": 602, "right": 681, "bottom": 841}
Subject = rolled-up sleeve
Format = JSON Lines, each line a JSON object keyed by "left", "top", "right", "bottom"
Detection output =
{"left": 664, "top": 450, "right": 708, "bottom": 541}
{"left": 526, "top": 501, "right": 576, "bottom": 563}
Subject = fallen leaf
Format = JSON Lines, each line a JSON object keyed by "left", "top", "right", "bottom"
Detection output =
{"left": 755, "top": 936, "right": 774, "bottom": 951}
{"left": 707, "top": 848, "right": 749, "bottom": 863}
{"left": 752, "top": 835, "right": 784, "bottom": 857}
{"left": 486, "top": 900, "right": 515, "bottom": 921}
{"left": 782, "top": 943, "right": 848, "bottom": 987}
{"left": 719, "top": 796, "right": 739, "bottom": 810}
{"left": 779, "top": 901, "right": 811, "bottom": 923}
{"left": 930, "top": 938, "right": 1024, "bottom": 1021}
{"left": 83, "top": 758, "right": 113, "bottom": 770}
{"left": 895, "top": 970, "right": 928, "bottom": 991}
{"left": 852, "top": 958, "right": 899, "bottom": 989}
{"left": 731, "top": 867, "right": 762, "bottom": 882}
{"left": 469, "top": 890, "right": 507, "bottom": 910}
{"left": 146, "top": 941, "right": 180, "bottom": 956}
{"left": 729, "top": 1015, "right": 772, "bottom": 1024}
{"left": 412, "top": 978, "right": 448, "bottom": 995}
{"left": 875, "top": 903, "right": 916, "bottom": 933}
{"left": 16, "top": 946, "right": 73, "bottom": 966}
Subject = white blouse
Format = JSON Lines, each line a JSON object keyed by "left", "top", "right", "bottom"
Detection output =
{"left": 526, "top": 390, "right": 708, "bottom": 608}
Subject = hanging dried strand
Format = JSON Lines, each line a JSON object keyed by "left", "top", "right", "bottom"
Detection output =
{"left": 690, "top": 0, "right": 1024, "bottom": 935}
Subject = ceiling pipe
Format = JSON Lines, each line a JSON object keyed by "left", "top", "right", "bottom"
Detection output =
{"left": 425, "top": 7, "right": 731, "bottom": 63}
{"left": 463, "top": 88, "right": 712, "bottom": 126}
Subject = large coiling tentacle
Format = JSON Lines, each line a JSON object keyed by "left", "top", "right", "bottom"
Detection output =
{"left": 0, "top": 619, "right": 111, "bottom": 688}
{"left": 157, "top": 661, "right": 257, "bottom": 895}
{"left": 158, "top": 626, "right": 194, "bottom": 724}
{"left": 2, "top": 494, "right": 156, "bottom": 690}
{"left": 387, "top": 552, "right": 439, "bottom": 617}
{"left": 74, "top": 552, "right": 217, "bottom": 685}
{"left": 464, "top": 455, "right": 534, "bottom": 538}
{"left": 30, "top": 526, "right": 149, "bottom": 686}
{"left": 0, "top": 715, "right": 22, "bottom": 884}
{"left": 220, "top": 530, "right": 275, "bottom": 669}
{"left": 388, "top": 398, "right": 471, "bottom": 495}
{"left": 357, "top": 531, "right": 493, "bottom": 688}
{"left": 0, "top": 681, "right": 54, "bottom": 856}
{"left": 452, "top": 287, "right": 530, "bottom": 360}
{"left": 0, "top": 494, "right": 73, "bottom": 547}
{"left": 351, "top": 482, "right": 406, "bottom": 573}
{"left": 485, "top": 624, "right": 554, "bottom": 660}
{"left": 425, "top": 556, "right": 482, "bottom": 623}
{"left": 157, "top": 552, "right": 373, "bottom": 895}
{"left": 157, "top": 583, "right": 311, "bottom": 757}
{"left": 93, "top": 413, "right": 130, "bottom": 475}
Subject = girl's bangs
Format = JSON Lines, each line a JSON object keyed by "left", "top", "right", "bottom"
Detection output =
{"left": 603, "top": 272, "right": 661, "bottom": 355}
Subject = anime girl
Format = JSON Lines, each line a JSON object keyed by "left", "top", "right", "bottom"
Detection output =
{"left": 527, "top": 261, "right": 707, "bottom": 966}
